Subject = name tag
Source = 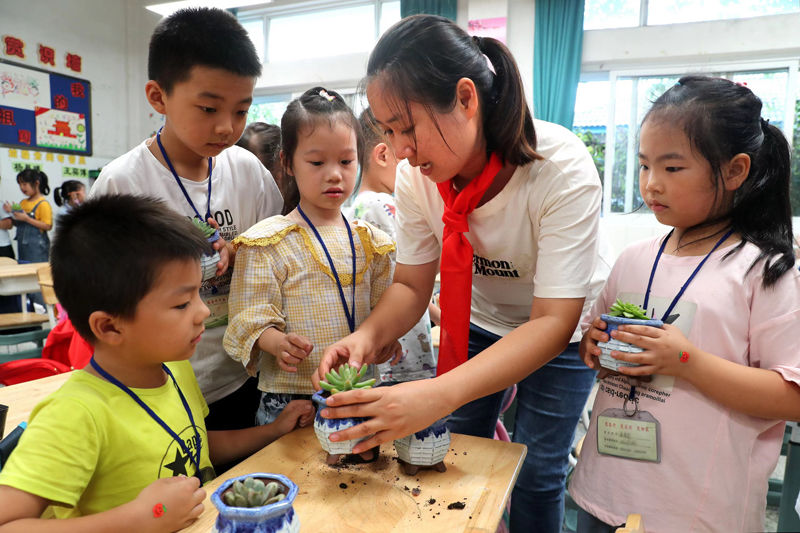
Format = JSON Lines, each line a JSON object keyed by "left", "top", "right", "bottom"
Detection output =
{"left": 596, "top": 408, "right": 661, "bottom": 463}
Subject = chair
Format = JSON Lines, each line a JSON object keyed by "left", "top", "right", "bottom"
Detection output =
{"left": 615, "top": 514, "right": 645, "bottom": 533}
{"left": 494, "top": 385, "right": 517, "bottom": 442}
{"left": 36, "top": 266, "right": 58, "bottom": 329}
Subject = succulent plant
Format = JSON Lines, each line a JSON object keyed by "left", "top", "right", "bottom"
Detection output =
{"left": 222, "top": 476, "right": 286, "bottom": 508}
{"left": 320, "top": 364, "right": 375, "bottom": 394}
{"left": 10, "top": 202, "right": 21, "bottom": 211}
{"left": 608, "top": 298, "right": 649, "bottom": 320}
{"left": 191, "top": 217, "right": 217, "bottom": 239}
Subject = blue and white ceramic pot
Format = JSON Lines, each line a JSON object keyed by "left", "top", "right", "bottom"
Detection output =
{"left": 200, "top": 231, "right": 221, "bottom": 282}
{"left": 312, "top": 390, "right": 371, "bottom": 463}
{"left": 211, "top": 473, "right": 299, "bottom": 533}
{"left": 598, "top": 314, "right": 664, "bottom": 372}
{"left": 393, "top": 417, "right": 450, "bottom": 475}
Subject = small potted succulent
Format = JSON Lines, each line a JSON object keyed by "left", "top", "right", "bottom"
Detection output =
{"left": 598, "top": 299, "right": 663, "bottom": 371}
{"left": 211, "top": 473, "right": 299, "bottom": 533}
{"left": 312, "top": 364, "right": 376, "bottom": 465}
{"left": 192, "top": 217, "right": 221, "bottom": 282}
{"left": 393, "top": 416, "right": 450, "bottom": 475}
{"left": 10, "top": 202, "right": 22, "bottom": 213}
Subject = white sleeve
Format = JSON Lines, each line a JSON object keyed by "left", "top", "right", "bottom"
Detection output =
{"left": 255, "top": 161, "right": 283, "bottom": 220}
{"left": 531, "top": 157, "right": 602, "bottom": 300}
{"left": 394, "top": 164, "right": 440, "bottom": 265}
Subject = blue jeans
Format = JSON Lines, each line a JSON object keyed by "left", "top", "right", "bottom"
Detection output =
{"left": 446, "top": 323, "right": 597, "bottom": 533}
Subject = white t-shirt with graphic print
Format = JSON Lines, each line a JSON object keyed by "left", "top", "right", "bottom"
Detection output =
{"left": 91, "top": 141, "right": 283, "bottom": 403}
{"left": 394, "top": 119, "right": 603, "bottom": 342}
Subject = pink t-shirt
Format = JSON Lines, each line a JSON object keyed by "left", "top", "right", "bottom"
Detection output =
{"left": 570, "top": 236, "right": 800, "bottom": 532}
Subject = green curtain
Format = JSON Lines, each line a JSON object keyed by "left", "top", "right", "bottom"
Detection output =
{"left": 533, "top": 0, "right": 585, "bottom": 129}
{"left": 400, "top": 0, "right": 457, "bottom": 21}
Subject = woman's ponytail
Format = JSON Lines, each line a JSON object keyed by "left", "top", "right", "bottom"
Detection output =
{"left": 477, "top": 37, "right": 540, "bottom": 166}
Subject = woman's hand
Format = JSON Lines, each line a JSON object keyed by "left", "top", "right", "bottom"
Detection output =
{"left": 2, "top": 202, "right": 10, "bottom": 214}
{"left": 608, "top": 323, "right": 695, "bottom": 379}
{"left": 313, "top": 330, "right": 379, "bottom": 388}
{"left": 10, "top": 211, "right": 28, "bottom": 222}
{"left": 319, "top": 379, "right": 451, "bottom": 454}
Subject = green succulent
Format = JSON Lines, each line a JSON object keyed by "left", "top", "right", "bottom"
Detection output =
{"left": 10, "top": 202, "right": 21, "bottom": 211}
{"left": 222, "top": 477, "right": 286, "bottom": 508}
{"left": 608, "top": 298, "right": 649, "bottom": 320}
{"left": 320, "top": 364, "right": 375, "bottom": 394}
{"left": 191, "top": 217, "right": 217, "bottom": 239}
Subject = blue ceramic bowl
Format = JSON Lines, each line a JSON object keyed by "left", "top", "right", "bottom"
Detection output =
{"left": 211, "top": 473, "right": 299, "bottom": 533}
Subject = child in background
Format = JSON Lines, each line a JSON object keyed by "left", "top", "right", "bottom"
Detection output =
{"left": 571, "top": 76, "right": 800, "bottom": 532}
{"left": 224, "top": 88, "right": 395, "bottom": 454}
{"left": 0, "top": 195, "right": 310, "bottom": 532}
{"left": 237, "top": 122, "right": 283, "bottom": 189}
{"left": 346, "top": 109, "right": 437, "bottom": 383}
{"left": 3, "top": 168, "right": 52, "bottom": 263}
{"left": 91, "top": 8, "right": 283, "bottom": 436}
{"left": 53, "top": 180, "right": 86, "bottom": 215}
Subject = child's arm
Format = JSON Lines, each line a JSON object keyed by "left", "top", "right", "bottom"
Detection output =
{"left": 207, "top": 400, "right": 313, "bottom": 465}
{"left": 610, "top": 323, "right": 800, "bottom": 421}
{"left": 205, "top": 217, "right": 229, "bottom": 277}
{"left": 257, "top": 328, "right": 313, "bottom": 373}
{"left": 11, "top": 211, "right": 51, "bottom": 231}
{"left": 0, "top": 476, "right": 205, "bottom": 533}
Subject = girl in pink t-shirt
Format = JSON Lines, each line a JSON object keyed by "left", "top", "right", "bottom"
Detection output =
{"left": 572, "top": 76, "right": 800, "bottom": 532}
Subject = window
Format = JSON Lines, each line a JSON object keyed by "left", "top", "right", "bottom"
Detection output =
{"left": 240, "top": 18, "right": 265, "bottom": 62}
{"left": 584, "top": 0, "right": 640, "bottom": 30}
{"left": 247, "top": 94, "right": 291, "bottom": 126}
{"left": 239, "top": 1, "right": 401, "bottom": 64}
{"left": 268, "top": 5, "right": 375, "bottom": 62}
{"left": 647, "top": 0, "right": 799, "bottom": 25}
{"left": 573, "top": 65, "right": 798, "bottom": 215}
{"left": 584, "top": 0, "right": 800, "bottom": 30}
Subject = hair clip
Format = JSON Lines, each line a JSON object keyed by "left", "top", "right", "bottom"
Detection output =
{"left": 736, "top": 81, "right": 748, "bottom": 87}
{"left": 319, "top": 89, "right": 336, "bottom": 102}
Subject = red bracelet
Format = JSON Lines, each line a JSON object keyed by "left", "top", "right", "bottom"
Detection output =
{"left": 679, "top": 351, "right": 690, "bottom": 363}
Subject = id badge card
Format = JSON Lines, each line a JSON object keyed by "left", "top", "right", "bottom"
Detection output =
{"left": 597, "top": 408, "right": 661, "bottom": 463}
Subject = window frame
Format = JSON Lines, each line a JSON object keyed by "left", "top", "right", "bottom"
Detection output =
{"left": 602, "top": 59, "right": 799, "bottom": 217}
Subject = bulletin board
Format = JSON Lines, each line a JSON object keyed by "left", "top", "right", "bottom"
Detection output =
{"left": 0, "top": 58, "right": 92, "bottom": 156}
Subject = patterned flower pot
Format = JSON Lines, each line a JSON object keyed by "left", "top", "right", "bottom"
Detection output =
{"left": 393, "top": 417, "right": 450, "bottom": 475}
{"left": 201, "top": 230, "right": 221, "bottom": 282}
{"left": 598, "top": 314, "right": 663, "bottom": 372}
{"left": 211, "top": 473, "right": 299, "bottom": 533}
{"left": 311, "top": 390, "right": 372, "bottom": 465}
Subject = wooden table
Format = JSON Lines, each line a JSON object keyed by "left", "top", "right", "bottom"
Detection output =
{"left": 0, "top": 262, "right": 48, "bottom": 297}
{"left": 182, "top": 426, "right": 526, "bottom": 533}
{"left": 0, "top": 371, "right": 69, "bottom": 432}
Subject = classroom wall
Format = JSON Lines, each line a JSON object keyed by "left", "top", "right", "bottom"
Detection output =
{"left": 0, "top": 0, "right": 161, "bottom": 233}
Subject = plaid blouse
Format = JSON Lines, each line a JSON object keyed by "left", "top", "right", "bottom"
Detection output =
{"left": 223, "top": 215, "right": 395, "bottom": 394}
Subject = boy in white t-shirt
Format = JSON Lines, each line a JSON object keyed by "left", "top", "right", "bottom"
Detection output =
{"left": 91, "top": 8, "right": 282, "bottom": 439}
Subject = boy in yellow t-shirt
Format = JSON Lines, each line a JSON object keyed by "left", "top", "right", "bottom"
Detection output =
{"left": 0, "top": 195, "right": 312, "bottom": 532}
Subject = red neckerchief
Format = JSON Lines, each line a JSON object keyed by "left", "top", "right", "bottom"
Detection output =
{"left": 435, "top": 152, "right": 503, "bottom": 375}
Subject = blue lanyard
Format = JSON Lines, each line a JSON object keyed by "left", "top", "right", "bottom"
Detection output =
{"left": 643, "top": 228, "right": 734, "bottom": 321}
{"left": 297, "top": 205, "right": 357, "bottom": 333}
{"left": 155, "top": 128, "right": 213, "bottom": 221}
{"left": 627, "top": 228, "right": 732, "bottom": 412}
{"left": 89, "top": 357, "right": 202, "bottom": 476}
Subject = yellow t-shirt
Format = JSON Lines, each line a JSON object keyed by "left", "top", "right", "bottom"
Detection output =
{"left": 0, "top": 361, "right": 213, "bottom": 518}
{"left": 19, "top": 197, "right": 52, "bottom": 227}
